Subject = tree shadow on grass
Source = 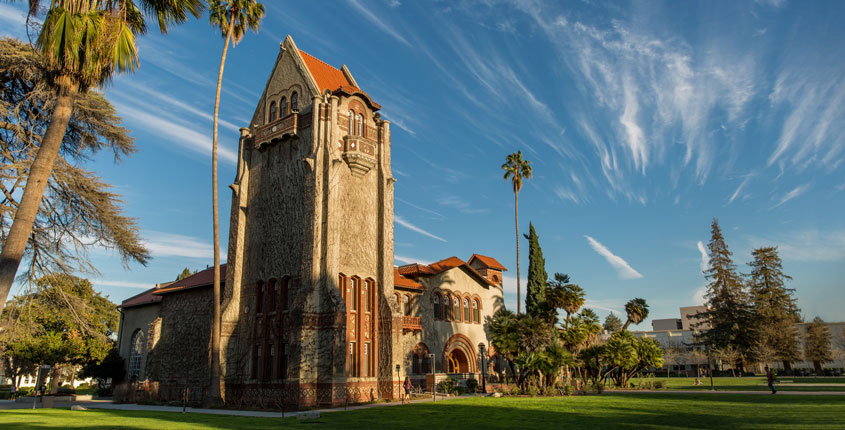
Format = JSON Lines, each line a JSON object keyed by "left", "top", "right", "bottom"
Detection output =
{"left": 3, "top": 395, "right": 845, "bottom": 430}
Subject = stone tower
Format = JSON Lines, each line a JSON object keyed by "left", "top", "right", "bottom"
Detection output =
{"left": 221, "top": 35, "right": 397, "bottom": 407}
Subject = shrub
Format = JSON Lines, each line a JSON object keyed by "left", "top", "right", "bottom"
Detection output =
{"left": 437, "top": 378, "right": 457, "bottom": 395}
{"left": 654, "top": 380, "right": 667, "bottom": 389}
{"left": 563, "top": 384, "right": 575, "bottom": 396}
{"left": 455, "top": 386, "right": 466, "bottom": 395}
{"left": 524, "top": 385, "right": 540, "bottom": 396}
{"left": 96, "top": 386, "right": 114, "bottom": 397}
{"left": 56, "top": 386, "right": 76, "bottom": 395}
{"left": 465, "top": 378, "right": 479, "bottom": 393}
{"left": 508, "top": 386, "right": 522, "bottom": 396}
{"left": 592, "top": 382, "right": 605, "bottom": 394}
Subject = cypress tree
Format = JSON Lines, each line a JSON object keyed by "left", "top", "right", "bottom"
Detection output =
{"left": 747, "top": 246, "right": 801, "bottom": 374}
{"left": 696, "top": 218, "right": 756, "bottom": 372}
{"left": 603, "top": 312, "right": 623, "bottom": 332}
{"left": 524, "top": 222, "right": 549, "bottom": 318}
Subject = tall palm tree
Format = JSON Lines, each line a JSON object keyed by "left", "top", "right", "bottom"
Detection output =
{"left": 207, "top": 0, "right": 265, "bottom": 405}
{"left": 622, "top": 297, "right": 650, "bottom": 331}
{"left": 502, "top": 151, "right": 532, "bottom": 314}
{"left": 0, "top": 0, "right": 203, "bottom": 313}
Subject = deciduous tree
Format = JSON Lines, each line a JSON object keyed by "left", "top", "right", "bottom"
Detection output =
{"left": 804, "top": 317, "right": 832, "bottom": 376}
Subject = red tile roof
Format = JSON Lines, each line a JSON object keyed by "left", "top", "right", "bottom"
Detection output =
{"left": 119, "top": 286, "right": 164, "bottom": 309}
{"left": 397, "top": 263, "right": 436, "bottom": 277}
{"left": 394, "top": 268, "right": 423, "bottom": 290}
{"left": 428, "top": 256, "right": 466, "bottom": 273}
{"left": 468, "top": 254, "right": 507, "bottom": 271}
{"left": 154, "top": 265, "right": 226, "bottom": 295}
{"left": 299, "top": 50, "right": 354, "bottom": 93}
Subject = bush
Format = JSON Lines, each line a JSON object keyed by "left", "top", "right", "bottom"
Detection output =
{"left": 508, "top": 386, "right": 522, "bottom": 396}
{"left": 96, "top": 386, "right": 113, "bottom": 397}
{"left": 455, "top": 386, "right": 466, "bottom": 395}
{"left": 524, "top": 385, "right": 540, "bottom": 396}
{"left": 654, "top": 380, "right": 667, "bottom": 389}
{"left": 563, "top": 384, "right": 575, "bottom": 396}
{"left": 437, "top": 378, "right": 457, "bottom": 395}
{"left": 592, "top": 382, "right": 605, "bottom": 394}
{"left": 56, "top": 386, "right": 77, "bottom": 395}
{"left": 465, "top": 378, "right": 479, "bottom": 393}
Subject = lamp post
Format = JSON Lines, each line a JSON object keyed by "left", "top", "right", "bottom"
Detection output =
{"left": 707, "top": 344, "right": 715, "bottom": 391}
{"left": 428, "top": 353, "right": 436, "bottom": 402}
{"left": 478, "top": 343, "right": 487, "bottom": 394}
{"left": 396, "top": 364, "right": 402, "bottom": 404}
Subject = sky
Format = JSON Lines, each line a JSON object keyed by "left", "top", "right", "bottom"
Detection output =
{"left": 2, "top": 0, "right": 844, "bottom": 329}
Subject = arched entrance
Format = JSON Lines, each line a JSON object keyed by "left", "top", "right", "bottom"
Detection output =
{"left": 441, "top": 334, "right": 477, "bottom": 374}
{"left": 446, "top": 349, "right": 469, "bottom": 373}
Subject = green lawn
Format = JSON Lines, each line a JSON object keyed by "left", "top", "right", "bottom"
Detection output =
{"left": 2, "top": 394, "right": 845, "bottom": 429}
{"left": 629, "top": 376, "right": 845, "bottom": 392}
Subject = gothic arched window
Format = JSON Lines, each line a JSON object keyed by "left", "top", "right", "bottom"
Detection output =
{"left": 350, "top": 277, "right": 358, "bottom": 311}
{"left": 463, "top": 298, "right": 470, "bottom": 322}
{"left": 348, "top": 110, "right": 355, "bottom": 134}
{"left": 128, "top": 330, "right": 145, "bottom": 378}
{"left": 291, "top": 92, "right": 298, "bottom": 111}
{"left": 433, "top": 294, "right": 441, "bottom": 320}
{"left": 269, "top": 102, "right": 276, "bottom": 122}
{"left": 403, "top": 295, "right": 411, "bottom": 316}
{"left": 473, "top": 299, "right": 480, "bottom": 323}
{"left": 356, "top": 114, "right": 363, "bottom": 136}
{"left": 280, "top": 96, "right": 287, "bottom": 116}
{"left": 453, "top": 296, "right": 460, "bottom": 322}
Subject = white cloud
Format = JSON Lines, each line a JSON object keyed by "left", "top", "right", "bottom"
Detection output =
{"left": 755, "top": 0, "right": 787, "bottom": 8}
{"left": 697, "top": 241, "right": 709, "bottom": 273}
{"left": 584, "top": 235, "right": 643, "bottom": 280}
{"left": 555, "top": 186, "right": 580, "bottom": 204}
{"left": 93, "top": 280, "right": 153, "bottom": 289}
{"left": 143, "top": 232, "right": 213, "bottom": 259}
{"left": 122, "top": 82, "right": 241, "bottom": 133}
{"left": 727, "top": 175, "right": 752, "bottom": 204}
{"left": 395, "top": 255, "right": 431, "bottom": 265}
{"left": 771, "top": 183, "right": 811, "bottom": 208}
{"left": 394, "top": 215, "right": 447, "bottom": 242}
{"left": 396, "top": 197, "right": 445, "bottom": 220}
{"left": 747, "top": 230, "right": 845, "bottom": 262}
{"left": 347, "top": 0, "right": 410, "bottom": 46}
{"left": 692, "top": 284, "right": 707, "bottom": 305}
{"left": 0, "top": 4, "right": 27, "bottom": 27}
{"left": 438, "top": 195, "right": 489, "bottom": 215}
{"left": 112, "top": 102, "right": 237, "bottom": 165}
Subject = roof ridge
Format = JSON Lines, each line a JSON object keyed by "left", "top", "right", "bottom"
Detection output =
{"left": 299, "top": 49, "right": 342, "bottom": 73}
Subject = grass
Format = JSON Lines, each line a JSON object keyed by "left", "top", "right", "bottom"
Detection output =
{"left": 2, "top": 394, "right": 845, "bottom": 429}
{"left": 629, "top": 376, "right": 845, "bottom": 392}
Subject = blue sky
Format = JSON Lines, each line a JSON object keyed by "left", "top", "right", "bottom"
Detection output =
{"left": 2, "top": 0, "right": 844, "bottom": 329}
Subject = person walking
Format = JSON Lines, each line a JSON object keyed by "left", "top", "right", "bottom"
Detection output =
{"left": 765, "top": 366, "right": 776, "bottom": 394}
{"left": 403, "top": 377, "right": 412, "bottom": 401}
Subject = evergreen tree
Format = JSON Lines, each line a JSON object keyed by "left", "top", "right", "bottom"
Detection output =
{"left": 175, "top": 268, "right": 196, "bottom": 281}
{"left": 747, "top": 246, "right": 801, "bottom": 374}
{"left": 524, "top": 222, "right": 549, "bottom": 318}
{"left": 603, "top": 312, "right": 623, "bottom": 332}
{"left": 696, "top": 218, "right": 756, "bottom": 371}
{"left": 804, "top": 317, "right": 832, "bottom": 376}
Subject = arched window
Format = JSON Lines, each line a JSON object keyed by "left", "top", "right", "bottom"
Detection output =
{"left": 350, "top": 277, "right": 358, "bottom": 311}
{"left": 291, "top": 92, "right": 298, "bottom": 111}
{"left": 403, "top": 295, "right": 411, "bottom": 316}
{"left": 463, "top": 298, "right": 470, "bottom": 322}
{"left": 256, "top": 281, "right": 264, "bottom": 313}
{"left": 348, "top": 110, "right": 354, "bottom": 134}
{"left": 433, "top": 294, "right": 441, "bottom": 320}
{"left": 268, "top": 279, "right": 277, "bottom": 312}
{"left": 281, "top": 277, "right": 290, "bottom": 311}
{"left": 269, "top": 102, "right": 276, "bottom": 122}
{"left": 444, "top": 294, "right": 451, "bottom": 320}
{"left": 280, "top": 96, "right": 287, "bottom": 116}
{"left": 453, "top": 296, "right": 460, "bottom": 322}
{"left": 473, "top": 299, "right": 480, "bottom": 323}
{"left": 356, "top": 114, "right": 363, "bottom": 136}
{"left": 128, "top": 330, "right": 145, "bottom": 378}
{"left": 363, "top": 280, "right": 370, "bottom": 312}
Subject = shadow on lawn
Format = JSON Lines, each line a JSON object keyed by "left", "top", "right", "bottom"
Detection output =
{"left": 3, "top": 395, "right": 845, "bottom": 430}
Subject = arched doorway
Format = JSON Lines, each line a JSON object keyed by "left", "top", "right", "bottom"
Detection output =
{"left": 446, "top": 349, "right": 469, "bottom": 373}
{"left": 442, "top": 334, "right": 477, "bottom": 374}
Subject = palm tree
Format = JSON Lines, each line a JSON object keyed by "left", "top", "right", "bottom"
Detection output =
{"left": 207, "top": 0, "right": 265, "bottom": 405}
{"left": 502, "top": 151, "right": 532, "bottom": 314}
{"left": 544, "top": 273, "right": 584, "bottom": 326}
{"left": 0, "top": 0, "right": 203, "bottom": 313}
{"left": 622, "top": 297, "right": 650, "bottom": 331}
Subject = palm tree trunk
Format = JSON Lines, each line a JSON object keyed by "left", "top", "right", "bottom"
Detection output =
{"left": 514, "top": 191, "right": 520, "bottom": 314}
{"left": 208, "top": 22, "right": 233, "bottom": 406}
{"left": 0, "top": 80, "right": 78, "bottom": 311}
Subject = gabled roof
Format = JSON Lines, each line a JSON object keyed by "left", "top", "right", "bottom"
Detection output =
{"left": 468, "top": 254, "right": 507, "bottom": 271}
{"left": 394, "top": 268, "right": 423, "bottom": 290}
{"left": 119, "top": 284, "right": 167, "bottom": 309}
{"left": 154, "top": 265, "right": 226, "bottom": 295}
{"left": 299, "top": 49, "right": 355, "bottom": 93}
{"left": 397, "top": 255, "right": 500, "bottom": 288}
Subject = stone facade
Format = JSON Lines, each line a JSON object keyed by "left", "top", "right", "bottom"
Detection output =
{"left": 118, "top": 35, "right": 508, "bottom": 409}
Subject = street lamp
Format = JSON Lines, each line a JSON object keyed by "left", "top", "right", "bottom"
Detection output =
{"left": 396, "top": 364, "right": 402, "bottom": 404}
{"left": 478, "top": 343, "right": 487, "bottom": 394}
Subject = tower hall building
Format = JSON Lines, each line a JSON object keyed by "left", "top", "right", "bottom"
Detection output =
{"left": 117, "top": 36, "right": 507, "bottom": 408}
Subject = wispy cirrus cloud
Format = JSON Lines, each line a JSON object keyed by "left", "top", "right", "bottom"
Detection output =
{"left": 92, "top": 280, "right": 153, "bottom": 289}
{"left": 771, "top": 183, "right": 811, "bottom": 209}
{"left": 746, "top": 229, "right": 845, "bottom": 262}
{"left": 395, "top": 215, "right": 447, "bottom": 242}
{"left": 395, "top": 255, "right": 432, "bottom": 265}
{"left": 347, "top": 0, "right": 411, "bottom": 46}
{"left": 143, "top": 232, "right": 213, "bottom": 259}
{"left": 727, "top": 174, "right": 753, "bottom": 205}
{"left": 121, "top": 82, "right": 241, "bottom": 133}
{"left": 438, "top": 195, "right": 489, "bottom": 215}
{"left": 585, "top": 235, "right": 643, "bottom": 280}
{"left": 112, "top": 102, "right": 237, "bottom": 164}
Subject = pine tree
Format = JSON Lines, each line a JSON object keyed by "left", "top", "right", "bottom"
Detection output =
{"left": 603, "top": 312, "right": 623, "bottom": 333}
{"left": 804, "top": 317, "right": 832, "bottom": 376}
{"left": 524, "top": 222, "right": 549, "bottom": 318}
{"left": 747, "top": 246, "right": 801, "bottom": 374}
{"left": 696, "top": 218, "right": 755, "bottom": 372}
